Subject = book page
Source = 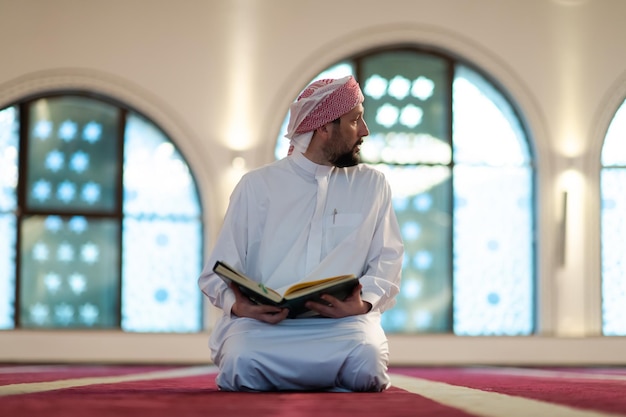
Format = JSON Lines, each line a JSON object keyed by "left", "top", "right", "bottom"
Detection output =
{"left": 283, "top": 274, "right": 356, "bottom": 297}
{"left": 214, "top": 261, "right": 283, "bottom": 302}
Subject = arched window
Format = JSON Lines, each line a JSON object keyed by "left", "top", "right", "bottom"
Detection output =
{"left": 276, "top": 48, "right": 535, "bottom": 335}
{"left": 601, "top": 98, "right": 626, "bottom": 336}
{"left": 0, "top": 93, "right": 203, "bottom": 332}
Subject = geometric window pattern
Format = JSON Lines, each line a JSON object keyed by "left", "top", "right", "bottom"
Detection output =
{"left": 451, "top": 67, "right": 533, "bottom": 336}
{"left": 601, "top": 98, "right": 626, "bottom": 336}
{"left": 0, "top": 94, "right": 203, "bottom": 332}
{"left": 27, "top": 97, "right": 119, "bottom": 213}
{"left": 0, "top": 105, "right": 19, "bottom": 330}
{"left": 275, "top": 49, "right": 535, "bottom": 335}
{"left": 20, "top": 215, "right": 119, "bottom": 328}
{"left": 121, "top": 113, "right": 203, "bottom": 332}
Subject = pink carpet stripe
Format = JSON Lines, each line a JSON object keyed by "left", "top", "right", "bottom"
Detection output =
{"left": 0, "top": 365, "right": 179, "bottom": 385}
{"left": 0, "top": 366, "right": 215, "bottom": 397}
{"left": 479, "top": 366, "right": 626, "bottom": 379}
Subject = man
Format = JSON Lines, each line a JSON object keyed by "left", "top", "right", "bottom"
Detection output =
{"left": 198, "top": 75, "right": 404, "bottom": 392}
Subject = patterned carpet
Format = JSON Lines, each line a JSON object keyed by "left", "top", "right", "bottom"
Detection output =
{"left": 1, "top": 365, "right": 625, "bottom": 416}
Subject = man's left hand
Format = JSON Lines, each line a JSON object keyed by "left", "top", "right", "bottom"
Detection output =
{"left": 304, "top": 283, "right": 371, "bottom": 318}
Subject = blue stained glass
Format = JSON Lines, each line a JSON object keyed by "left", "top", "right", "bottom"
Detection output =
{"left": 412, "top": 76, "right": 436, "bottom": 101}
{"left": 364, "top": 74, "right": 389, "bottom": 99}
{"left": 401, "top": 221, "right": 422, "bottom": 241}
{"left": 600, "top": 101, "right": 626, "bottom": 336}
{"left": 413, "top": 194, "right": 433, "bottom": 212}
{"left": 69, "top": 150, "right": 89, "bottom": 173}
{"left": 453, "top": 165, "right": 533, "bottom": 335}
{"left": 44, "top": 216, "right": 63, "bottom": 232}
{"left": 601, "top": 98, "right": 626, "bottom": 335}
{"left": 388, "top": 75, "right": 412, "bottom": 100}
{"left": 20, "top": 215, "right": 120, "bottom": 329}
{"left": 453, "top": 66, "right": 530, "bottom": 166}
{"left": 27, "top": 97, "right": 120, "bottom": 213}
{"left": 601, "top": 169, "right": 626, "bottom": 335}
{"left": 33, "top": 119, "right": 52, "bottom": 139}
{"left": 377, "top": 164, "right": 452, "bottom": 333}
{"left": 0, "top": 215, "right": 16, "bottom": 329}
{"left": 121, "top": 217, "right": 202, "bottom": 332}
{"left": 4, "top": 94, "right": 205, "bottom": 333}
{"left": 58, "top": 120, "right": 78, "bottom": 141}
{"left": 56, "top": 180, "right": 77, "bottom": 203}
{"left": 68, "top": 216, "right": 88, "bottom": 233}
{"left": 83, "top": 121, "right": 102, "bottom": 143}
{"left": 487, "top": 292, "right": 501, "bottom": 305}
{"left": 123, "top": 113, "right": 200, "bottom": 217}
{"left": 0, "top": 106, "right": 18, "bottom": 330}
{"left": 0, "top": 106, "right": 19, "bottom": 211}
{"left": 32, "top": 179, "right": 52, "bottom": 202}
{"left": 413, "top": 251, "right": 433, "bottom": 270}
{"left": 45, "top": 149, "right": 64, "bottom": 172}
{"left": 360, "top": 53, "right": 452, "bottom": 166}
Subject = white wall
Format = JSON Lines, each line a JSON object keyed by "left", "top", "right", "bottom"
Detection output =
{"left": 1, "top": 0, "right": 626, "bottom": 365}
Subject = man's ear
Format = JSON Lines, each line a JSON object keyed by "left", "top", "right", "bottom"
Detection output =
{"left": 316, "top": 122, "right": 333, "bottom": 137}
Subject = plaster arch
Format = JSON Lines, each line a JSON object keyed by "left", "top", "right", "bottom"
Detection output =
{"left": 0, "top": 67, "right": 219, "bottom": 245}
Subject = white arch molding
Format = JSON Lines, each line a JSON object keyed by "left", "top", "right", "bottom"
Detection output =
{"left": 0, "top": 67, "right": 219, "bottom": 232}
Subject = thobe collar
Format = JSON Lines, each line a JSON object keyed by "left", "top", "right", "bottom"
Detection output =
{"left": 289, "top": 151, "right": 334, "bottom": 274}
{"left": 290, "top": 151, "right": 334, "bottom": 180}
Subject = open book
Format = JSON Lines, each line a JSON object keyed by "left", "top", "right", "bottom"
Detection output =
{"left": 213, "top": 261, "right": 359, "bottom": 318}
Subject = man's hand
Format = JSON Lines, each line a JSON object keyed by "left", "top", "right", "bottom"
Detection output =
{"left": 229, "top": 283, "right": 289, "bottom": 324}
{"left": 304, "top": 284, "right": 371, "bottom": 318}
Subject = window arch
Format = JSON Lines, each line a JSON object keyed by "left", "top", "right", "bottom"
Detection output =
{"left": 275, "top": 47, "right": 535, "bottom": 335}
{"left": 601, "top": 98, "right": 626, "bottom": 336}
{"left": 0, "top": 92, "right": 203, "bottom": 332}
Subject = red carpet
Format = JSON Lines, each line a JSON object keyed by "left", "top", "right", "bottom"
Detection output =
{"left": 1, "top": 365, "right": 625, "bottom": 416}
{"left": 394, "top": 367, "right": 626, "bottom": 415}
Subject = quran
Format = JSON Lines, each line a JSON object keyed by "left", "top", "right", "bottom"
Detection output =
{"left": 213, "top": 261, "right": 359, "bottom": 318}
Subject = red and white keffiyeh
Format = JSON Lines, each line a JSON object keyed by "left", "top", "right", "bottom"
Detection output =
{"left": 285, "top": 76, "right": 364, "bottom": 155}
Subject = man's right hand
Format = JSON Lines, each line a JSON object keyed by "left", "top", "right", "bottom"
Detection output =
{"left": 229, "top": 283, "right": 289, "bottom": 324}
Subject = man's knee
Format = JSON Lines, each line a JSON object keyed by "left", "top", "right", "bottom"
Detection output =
{"left": 339, "top": 342, "right": 390, "bottom": 392}
{"left": 216, "top": 337, "right": 272, "bottom": 391}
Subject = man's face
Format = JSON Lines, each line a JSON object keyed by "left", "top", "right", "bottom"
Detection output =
{"left": 323, "top": 104, "right": 369, "bottom": 168}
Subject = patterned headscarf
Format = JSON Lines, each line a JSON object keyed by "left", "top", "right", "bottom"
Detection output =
{"left": 285, "top": 76, "right": 364, "bottom": 155}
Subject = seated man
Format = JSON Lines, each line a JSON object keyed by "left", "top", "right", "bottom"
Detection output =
{"left": 198, "top": 75, "right": 404, "bottom": 392}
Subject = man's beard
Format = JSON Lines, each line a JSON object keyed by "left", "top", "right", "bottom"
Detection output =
{"left": 330, "top": 150, "right": 360, "bottom": 168}
{"left": 326, "top": 135, "right": 362, "bottom": 168}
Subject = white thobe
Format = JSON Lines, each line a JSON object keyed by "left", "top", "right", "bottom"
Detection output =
{"left": 198, "top": 151, "right": 404, "bottom": 391}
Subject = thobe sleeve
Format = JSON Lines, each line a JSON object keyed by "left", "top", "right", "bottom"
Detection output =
{"left": 197, "top": 177, "right": 251, "bottom": 315}
{"left": 359, "top": 179, "right": 404, "bottom": 313}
